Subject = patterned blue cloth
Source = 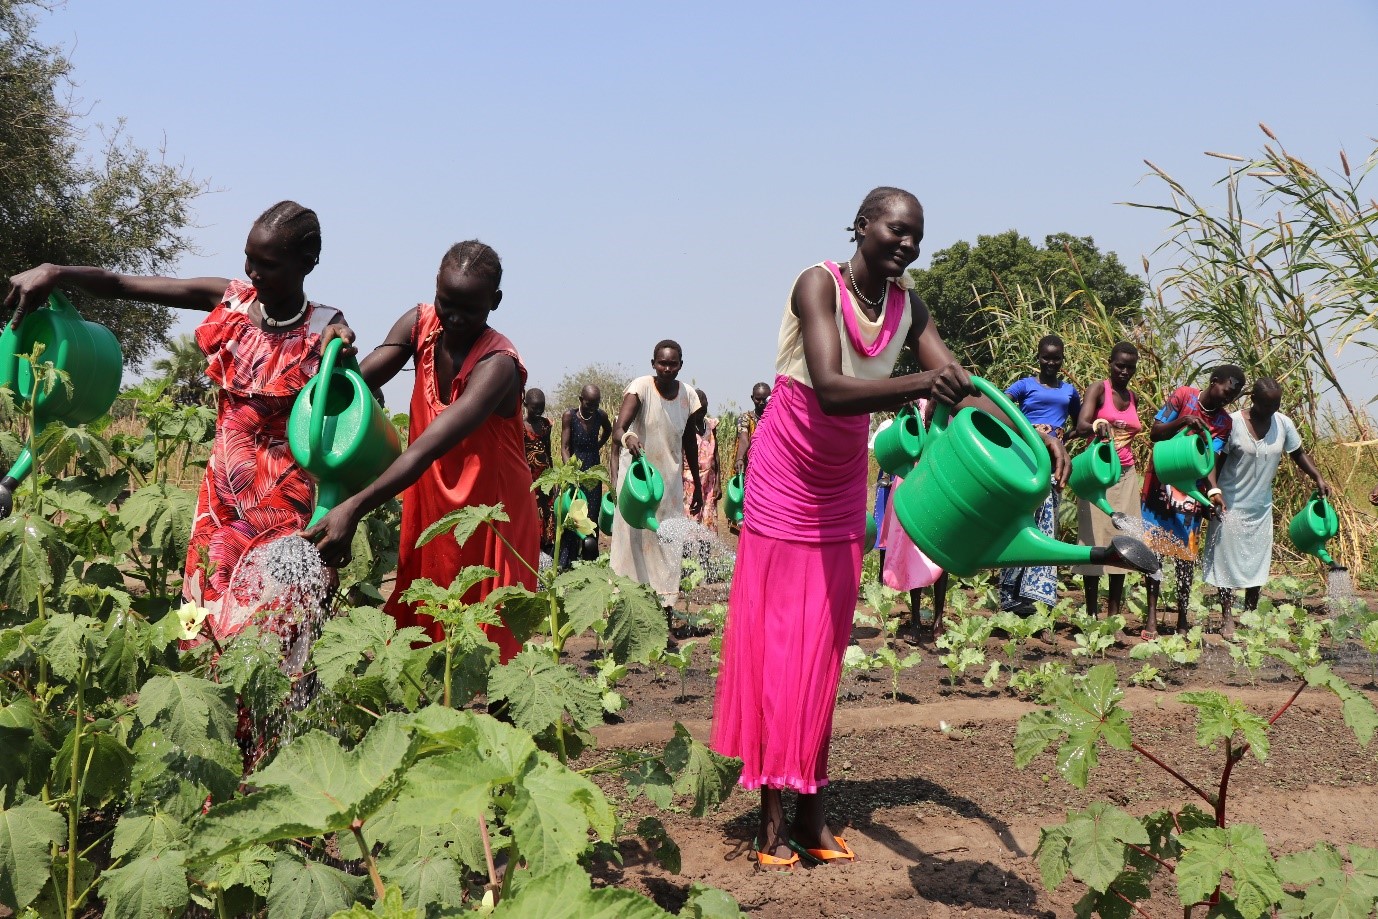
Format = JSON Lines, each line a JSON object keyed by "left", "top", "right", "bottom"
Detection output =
{"left": 999, "top": 489, "right": 1061, "bottom": 609}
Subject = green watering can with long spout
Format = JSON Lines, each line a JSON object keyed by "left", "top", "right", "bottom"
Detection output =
{"left": 1068, "top": 436, "right": 1123, "bottom": 518}
{"left": 618, "top": 453, "right": 663, "bottom": 531}
{"left": 891, "top": 376, "right": 1157, "bottom": 578}
{"left": 0, "top": 291, "right": 124, "bottom": 492}
{"left": 287, "top": 338, "right": 402, "bottom": 527}
{"left": 723, "top": 471, "right": 745, "bottom": 523}
{"left": 1152, "top": 428, "right": 1214, "bottom": 506}
{"left": 1288, "top": 492, "right": 1340, "bottom": 568}
{"left": 874, "top": 404, "right": 925, "bottom": 478}
{"left": 599, "top": 491, "right": 616, "bottom": 535}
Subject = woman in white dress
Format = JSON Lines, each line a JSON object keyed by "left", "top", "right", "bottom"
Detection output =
{"left": 1202, "top": 378, "right": 1327, "bottom": 636}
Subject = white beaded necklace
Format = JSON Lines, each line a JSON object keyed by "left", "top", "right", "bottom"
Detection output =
{"left": 845, "top": 258, "right": 886, "bottom": 310}
{"left": 262, "top": 293, "right": 309, "bottom": 328}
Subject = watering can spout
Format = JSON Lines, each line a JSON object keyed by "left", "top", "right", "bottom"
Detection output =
{"left": 1091, "top": 536, "right": 1161, "bottom": 575}
{"left": 994, "top": 525, "right": 1098, "bottom": 569}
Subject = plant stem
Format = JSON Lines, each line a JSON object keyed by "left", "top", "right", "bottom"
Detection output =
{"left": 1131, "top": 742, "right": 1215, "bottom": 806}
{"left": 1109, "top": 886, "right": 1157, "bottom": 919}
{"left": 66, "top": 658, "right": 88, "bottom": 919}
{"left": 1126, "top": 842, "right": 1176, "bottom": 873}
{"left": 350, "top": 820, "right": 386, "bottom": 902}
{"left": 215, "top": 889, "right": 231, "bottom": 919}
{"left": 478, "top": 815, "right": 500, "bottom": 903}
{"left": 486, "top": 520, "right": 538, "bottom": 579}
{"left": 443, "top": 637, "right": 453, "bottom": 708}
{"left": 498, "top": 838, "right": 519, "bottom": 902}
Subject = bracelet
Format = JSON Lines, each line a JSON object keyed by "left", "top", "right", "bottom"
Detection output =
{"left": 1206, "top": 488, "right": 1222, "bottom": 499}
{"left": 621, "top": 431, "right": 637, "bottom": 450}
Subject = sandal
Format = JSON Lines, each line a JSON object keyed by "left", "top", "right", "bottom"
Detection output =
{"left": 790, "top": 835, "right": 856, "bottom": 864}
{"left": 750, "top": 837, "right": 798, "bottom": 871}
{"left": 1138, "top": 630, "right": 1158, "bottom": 641}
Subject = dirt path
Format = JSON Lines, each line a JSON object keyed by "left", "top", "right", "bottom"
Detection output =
{"left": 592, "top": 686, "right": 1378, "bottom": 918}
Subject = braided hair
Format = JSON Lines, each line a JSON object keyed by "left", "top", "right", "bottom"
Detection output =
{"left": 254, "top": 201, "right": 322, "bottom": 266}
{"left": 847, "top": 186, "right": 922, "bottom": 241}
{"left": 440, "top": 240, "right": 503, "bottom": 292}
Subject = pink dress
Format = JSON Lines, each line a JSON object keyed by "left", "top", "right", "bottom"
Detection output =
{"left": 710, "top": 262, "right": 911, "bottom": 793}
{"left": 683, "top": 416, "right": 720, "bottom": 528}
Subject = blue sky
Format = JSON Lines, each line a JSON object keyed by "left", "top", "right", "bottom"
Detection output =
{"left": 34, "top": 0, "right": 1378, "bottom": 413}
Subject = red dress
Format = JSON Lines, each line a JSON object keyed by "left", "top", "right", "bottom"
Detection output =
{"left": 383, "top": 306, "right": 540, "bottom": 661}
{"left": 185, "top": 280, "right": 344, "bottom": 640}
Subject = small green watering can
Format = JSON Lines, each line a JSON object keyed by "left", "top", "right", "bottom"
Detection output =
{"left": 599, "top": 492, "right": 616, "bottom": 535}
{"left": 1152, "top": 428, "right": 1213, "bottom": 506}
{"left": 0, "top": 291, "right": 124, "bottom": 490}
{"left": 287, "top": 338, "right": 402, "bottom": 527}
{"left": 1288, "top": 492, "right": 1340, "bottom": 568}
{"left": 723, "top": 471, "right": 745, "bottom": 523}
{"left": 1068, "top": 436, "right": 1123, "bottom": 518}
{"left": 555, "top": 486, "right": 587, "bottom": 529}
{"left": 617, "top": 453, "right": 663, "bottom": 531}
{"left": 891, "top": 377, "right": 1157, "bottom": 577}
{"left": 874, "top": 404, "right": 924, "bottom": 478}
{"left": 864, "top": 510, "right": 878, "bottom": 552}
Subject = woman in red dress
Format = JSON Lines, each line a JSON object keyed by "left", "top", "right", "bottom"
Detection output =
{"left": 5, "top": 202, "right": 353, "bottom": 639}
{"left": 304, "top": 241, "right": 539, "bottom": 661}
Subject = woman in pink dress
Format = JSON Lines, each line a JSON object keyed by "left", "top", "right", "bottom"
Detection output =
{"left": 5, "top": 202, "right": 353, "bottom": 639}
{"left": 683, "top": 388, "right": 720, "bottom": 529}
{"left": 709, "top": 187, "right": 1066, "bottom": 869}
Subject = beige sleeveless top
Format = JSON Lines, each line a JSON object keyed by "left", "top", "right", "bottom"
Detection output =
{"left": 774, "top": 262, "right": 913, "bottom": 386}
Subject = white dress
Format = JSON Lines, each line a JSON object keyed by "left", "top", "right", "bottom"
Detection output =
{"left": 1202, "top": 410, "right": 1301, "bottom": 589}
{"left": 611, "top": 376, "right": 701, "bottom": 604}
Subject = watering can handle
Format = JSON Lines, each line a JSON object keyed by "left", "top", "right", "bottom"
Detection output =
{"left": 930, "top": 376, "right": 1052, "bottom": 483}
{"left": 308, "top": 337, "right": 343, "bottom": 462}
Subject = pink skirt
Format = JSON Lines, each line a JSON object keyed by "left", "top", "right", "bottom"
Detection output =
{"left": 709, "top": 525, "right": 862, "bottom": 793}
{"left": 879, "top": 474, "right": 945, "bottom": 590}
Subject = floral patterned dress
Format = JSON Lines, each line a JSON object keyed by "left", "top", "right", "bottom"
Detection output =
{"left": 185, "top": 280, "right": 343, "bottom": 640}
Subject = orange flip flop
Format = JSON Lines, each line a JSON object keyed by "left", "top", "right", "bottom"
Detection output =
{"left": 792, "top": 835, "right": 855, "bottom": 863}
{"left": 750, "top": 838, "right": 799, "bottom": 871}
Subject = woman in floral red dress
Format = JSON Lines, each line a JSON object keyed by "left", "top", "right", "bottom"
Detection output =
{"left": 5, "top": 202, "right": 354, "bottom": 639}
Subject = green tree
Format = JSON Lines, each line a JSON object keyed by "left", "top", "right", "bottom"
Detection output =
{"left": 149, "top": 335, "right": 213, "bottom": 407}
{"left": 907, "top": 231, "right": 1145, "bottom": 370}
{"left": 0, "top": 0, "right": 204, "bottom": 367}
{"left": 548, "top": 362, "right": 633, "bottom": 416}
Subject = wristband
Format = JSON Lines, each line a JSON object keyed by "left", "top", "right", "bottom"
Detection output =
{"left": 621, "top": 431, "right": 637, "bottom": 450}
{"left": 1206, "top": 488, "right": 1222, "bottom": 499}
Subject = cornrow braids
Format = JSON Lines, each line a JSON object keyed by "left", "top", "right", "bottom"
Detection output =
{"left": 847, "top": 186, "right": 922, "bottom": 241}
{"left": 254, "top": 201, "right": 322, "bottom": 266}
{"left": 440, "top": 240, "right": 503, "bottom": 291}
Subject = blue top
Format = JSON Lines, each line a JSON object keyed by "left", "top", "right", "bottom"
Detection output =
{"left": 1154, "top": 386, "right": 1230, "bottom": 453}
{"left": 1005, "top": 376, "right": 1081, "bottom": 430}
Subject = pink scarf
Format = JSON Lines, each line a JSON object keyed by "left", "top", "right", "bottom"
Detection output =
{"left": 823, "top": 261, "right": 905, "bottom": 357}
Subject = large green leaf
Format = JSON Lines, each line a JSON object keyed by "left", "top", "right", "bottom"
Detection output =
{"left": 488, "top": 649, "right": 603, "bottom": 736}
{"left": 313, "top": 605, "right": 429, "bottom": 692}
{"left": 98, "top": 605, "right": 158, "bottom": 696}
{"left": 329, "top": 886, "right": 422, "bottom": 918}
{"left": 1042, "top": 802, "right": 1149, "bottom": 894}
{"left": 603, "top": 575, "right": 669, "bottom": 664}
{"left": 663, "top": 723, "right": 741, "bottom": 817}
{"left": 33, "top": 613, "right": 104, "bottom": 682}
{"left": 51, "top": 727, "right": 133, "bottom": 807}
{"left": 136, "top": 672, "right": 237, "bottom": 753}
{"left": 508, "top": 752, "right": 615, "bottom": 876}
{"left": 112, "top": 807, "right": 190, "bottom": 860}
{"left": 376, "top": 831, "right": 466, "bottom": 914}
{"left": 98, "top": 849, "right": 190, "bottom": 919}
{"left": 415, "top": 503, "right": 508, "bottom": 550}
{"left": 554, "top": 565, "right": 619, "bottom": 638}
{"left": 267, "top": 854, "right": 364, "bottom": 919}
{"left": 0, "top": 796, "right": 63, "bottom": 910}
{"left": 196, "top": 713, "right": 420, "bottom": 857}
{"left": 1305, "top": 665, "right": 1378, "bottom": 748}
{"left": 492, "top": 863, "right": 673, "bottom": 918}
{"left": 215, "top": 627, "right": 291, "bottom": 719}
{"left": 1013, "top": 663, "right": 1131, "bottom": 788}
{"left": 118, "top": 482, "right": 196, "bottom": 562}
{"left": 1276, "top": 843, "right": 1378, "bottom": 919}
{"left": 1177, "top": 824, "right": 1284, "bottom": 919}
{"left": 410, "top": 706, "right": 538, "bottom": 785}
{"left": 0, "top": 513, "right": 70, "bottom": 610}
{"left": 680, "top": 884, "right": 746, "bottom": 919}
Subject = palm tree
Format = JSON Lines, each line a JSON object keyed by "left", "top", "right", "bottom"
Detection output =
{"left": 150, "top": 334, "right": 213, "bottom": 406}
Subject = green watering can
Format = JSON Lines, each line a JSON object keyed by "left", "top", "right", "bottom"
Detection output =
{"left": 723, "top": 471, "right": 745, "bottom": 523}
{"left": 599, "top": 492, "right": 616, "bottom": 535}
{"left": 864, "top": 510, "right": 877, "bottom": 552}
{"left": 1288, "top": 492, "right": 1340, "bottom": 568}
{"left": 0, "top": 291, "right": 124, "bottom": 493}
{"left": 617, "top": 453, "right": 663, "bottom": 531}
{"left": 874, "top": 404, "right": 925, "bottom": 478}
{"left": 555, "top": 486, "right": 587, "bottom": 529}
{"left": 1152, "top": 428, "right": 1213, "bottom": 506}
{"left": 891, "top": 376, "right": 1157, "bottom": 578}
{"left": 1068, "top": 436, "right": 1123, "bottom": 519}
{"left": 287, "top": 338, "right": 402, "bottom": 527}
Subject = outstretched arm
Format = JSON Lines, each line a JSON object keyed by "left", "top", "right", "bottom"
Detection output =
{"left": 7, "top": 264, "right": 230, "bottom": 327}
{"left": 1075, "top": 382, "right": 1106, "bottom": 439}
{"left": 1289, "top": 448, "right": 1328, "bottom": 496}
{"left": 304, "top": 353, "right": 521, "bottom": 564}
{"left": 609, "top": 391, "right": 641, "bottom": 493}
{"left": 359, "top": 309, "right": 420, "bottom": 391}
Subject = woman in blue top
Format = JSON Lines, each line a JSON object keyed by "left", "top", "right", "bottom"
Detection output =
{"left": 998, "top": 335, "right": 1081, "bottom": 614}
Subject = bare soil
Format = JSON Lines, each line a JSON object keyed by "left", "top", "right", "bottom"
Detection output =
{"left": 572, "top": 571, "right": 1378, "bottom": 918}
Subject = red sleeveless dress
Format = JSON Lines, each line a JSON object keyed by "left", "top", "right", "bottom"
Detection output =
{"left": 383, "top": 306, "right": 540, "bottom": 661}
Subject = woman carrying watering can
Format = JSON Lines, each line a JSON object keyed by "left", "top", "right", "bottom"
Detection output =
{"left": 4, "top": 202, "right": 354, "bottom": 640}
{"left": 1140, "top": 364, "right": 1245, "bottom": 637}
{"left": 303, "top": 241, "right": 539, "bottom": 662}
{"left": 1071, "top": 342, "right": 1145, "bottom": 628}
{"left": 609, "top": 340, "right": 705, "bottom": 612}
{"left": 710, "top": 187, "right": 1070, "bottom": 870}
{"left": 1202, "top": 378, "right": 1327, "bottom": 637}
{"left": 997, "top": 334, "right": 1081, "bottom": 615}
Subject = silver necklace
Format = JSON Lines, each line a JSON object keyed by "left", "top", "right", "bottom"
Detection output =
{"left": 262, "top": 293, "right": 309, "bottom": 328}
{"left": 845, "top": 258, "right": 886, "bottom": 309}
